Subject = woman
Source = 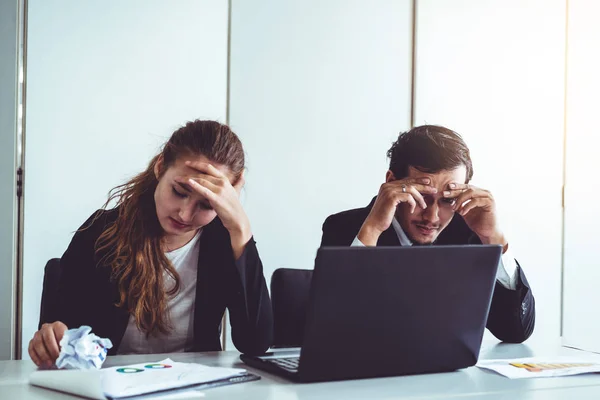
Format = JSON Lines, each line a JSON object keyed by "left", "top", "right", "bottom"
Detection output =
{"left": 29, "top": 120, "right": 273, "bottom": 367}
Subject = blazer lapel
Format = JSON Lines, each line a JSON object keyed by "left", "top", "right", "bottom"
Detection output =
{"left": 193, "top": 221, "right": 218, "bottom": 349}
{"left": 192, "top": 218, "right": 230, "bottom": 351}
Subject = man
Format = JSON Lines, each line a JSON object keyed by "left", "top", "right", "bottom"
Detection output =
{"left": 321, "top": 125, "right": 534, "bottom": 343}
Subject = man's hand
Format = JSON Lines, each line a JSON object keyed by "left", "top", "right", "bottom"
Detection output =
{"left": 357, "top": 177, "right": 437, "bottom": 246}
{"left": 443, "top": 183, "right": 507, "bottom": 249}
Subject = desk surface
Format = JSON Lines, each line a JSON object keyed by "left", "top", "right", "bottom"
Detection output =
{"left": 2, "top": 340, "right": 600, "bottom": 399}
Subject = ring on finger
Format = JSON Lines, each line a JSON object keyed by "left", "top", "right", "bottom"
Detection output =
{"left": 401, "top": 184, "right": 407, "bottom": 193}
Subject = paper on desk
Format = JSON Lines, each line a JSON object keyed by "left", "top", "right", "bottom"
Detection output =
{"left": 30, "top": 358, "right": 246, "bottom": 399}
{"left": 477, "top": 356, "right": 600, "bottom": 379}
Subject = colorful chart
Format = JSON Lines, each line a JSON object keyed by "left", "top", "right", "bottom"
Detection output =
{"left": 116, "top": 367, "right": 145, "bottom": 374}
{"left": 510, "top": 362, "right": 596, "bottom": 373}
{"left": 144, "top": 363, "right": 172, "bottom": 369}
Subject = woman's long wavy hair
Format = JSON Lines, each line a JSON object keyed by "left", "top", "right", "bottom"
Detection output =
{"left": 95, "top": 120, "right": 245, "bottom": 336}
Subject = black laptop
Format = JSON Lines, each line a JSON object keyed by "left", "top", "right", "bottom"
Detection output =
{"left": 241, "top": 245, "right": 502, "bottom": 382}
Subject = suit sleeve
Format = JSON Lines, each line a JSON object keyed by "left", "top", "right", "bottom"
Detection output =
{"left": 53, "top": 211, "right": 106, "bottom": 331}
{"left": 226, "top": 238, "right": 273, "bottom": 355}
{"left": 320, "top": 216, "right": 337, "bottom": 247}
{"left": 486, "top": 260, "right": 535, "bottom": 343}
{"left": 320, "top": 215, "right": 357, "bottom": 247}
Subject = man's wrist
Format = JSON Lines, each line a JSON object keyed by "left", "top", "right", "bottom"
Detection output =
{"left": 480, "top": 231, "right": 509, "bottom": 253}
{"left": 357, "top": 222, "right": 382, "bottom": 246}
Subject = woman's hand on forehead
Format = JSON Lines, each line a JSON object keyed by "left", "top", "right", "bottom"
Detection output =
{"left": 182, "top": 160, "right": 244, "bottom": 194}
{"left": 184, "top": 160, "right": 229, "bottom": 180}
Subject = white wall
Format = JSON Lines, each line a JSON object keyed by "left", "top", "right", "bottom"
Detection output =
{"left": 230, "top": 0, "right": 413, "bottom": 275}
{"left": 228, "top": 0, "right": 412, "bottom": 350}
{"left": 414, "top": 0, "right": 566, "bottom": 340}
{"left": 0, "top": 0, "right": 19, "bottom": 361}
{"left": 562, "top": 0, "right": 600, "bottom": 352}
{"left": 22, "top": 0, "right": 228, "bottom": 356}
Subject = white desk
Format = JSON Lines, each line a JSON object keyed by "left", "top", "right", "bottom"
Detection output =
{"left": 2, "top": 340, "right": 600, "bottom": 399}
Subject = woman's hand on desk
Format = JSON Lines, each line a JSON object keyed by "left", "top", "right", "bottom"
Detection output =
{"left": 28, "top": 321, "right": 67, "bottom": 367}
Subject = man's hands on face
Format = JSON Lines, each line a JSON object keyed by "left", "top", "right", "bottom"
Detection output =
{"left": 357, "top": 177, "right": 437, "bottom": 246}
{"left": 443, "top": 183, "right": 507, "bottom": 249}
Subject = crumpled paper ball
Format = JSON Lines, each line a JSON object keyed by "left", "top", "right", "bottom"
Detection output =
{"left": 56, "top": 325, "right": 113, "bottom": 370}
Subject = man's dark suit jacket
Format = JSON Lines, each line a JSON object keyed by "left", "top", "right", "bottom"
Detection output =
{"left": 48, "top": 208, "right": 273, "bottom": 356}
{"left": 320, "top": 197, "right": 535, "bottom": 343}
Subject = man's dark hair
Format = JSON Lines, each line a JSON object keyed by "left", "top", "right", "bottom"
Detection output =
{"left": 387, "top": 125, "right": 473, "bottom": 183}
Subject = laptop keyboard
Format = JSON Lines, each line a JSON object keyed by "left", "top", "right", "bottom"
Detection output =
{"left": 266, "top": 357, "right": 300, "bottom": 373}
